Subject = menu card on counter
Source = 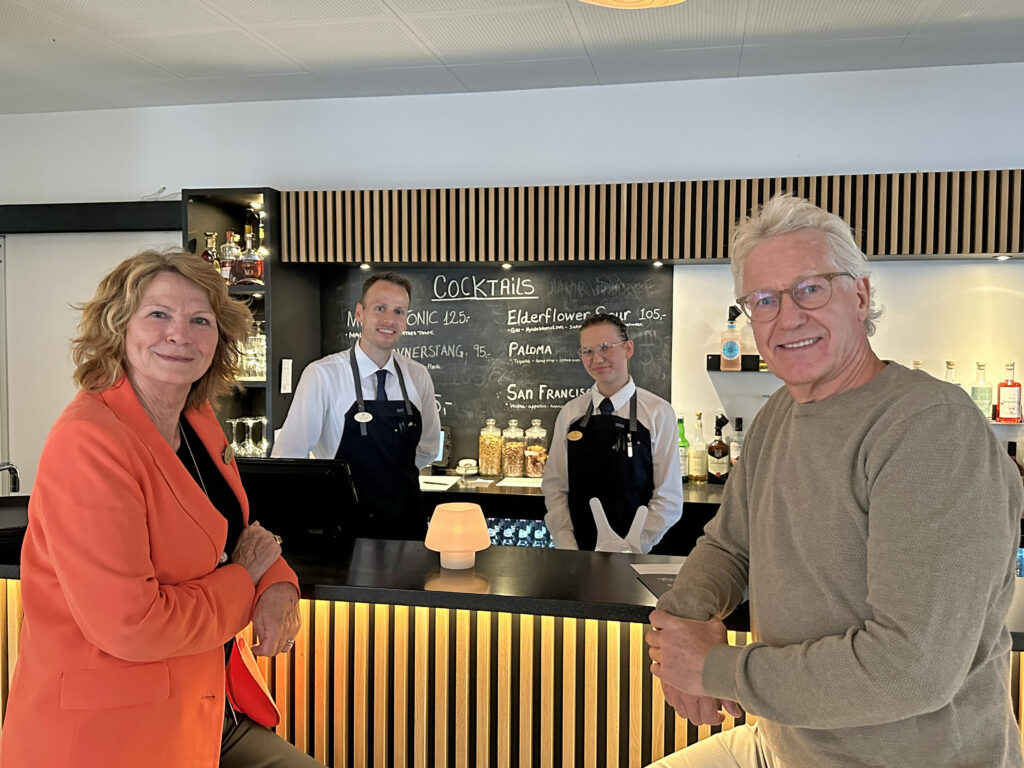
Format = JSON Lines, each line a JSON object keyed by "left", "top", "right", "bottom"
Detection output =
{"left": 631, "top": 561, "right": 685, "bottom": 599}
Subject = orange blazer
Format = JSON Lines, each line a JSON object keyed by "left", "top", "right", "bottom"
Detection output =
{"left": 0, "top": 378, "right": 298, "bottom": 768}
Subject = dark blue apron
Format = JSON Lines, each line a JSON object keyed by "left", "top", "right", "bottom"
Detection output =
{"left": 335, "top": 347, "right": 425, "bottom": 540}
{"left": 566, "top": 391, "right": 654, "bottom": 550}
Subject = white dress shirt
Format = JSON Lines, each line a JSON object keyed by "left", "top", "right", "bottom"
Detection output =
{"left": 541, "top": 378, "right": 682, "bottom": 553}
{"left": 271, "top": 345, "right": 441, "bottom": 468}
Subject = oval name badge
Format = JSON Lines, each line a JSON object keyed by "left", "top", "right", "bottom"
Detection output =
{"left": 222, "top": 444, "right": 234, "bottom": 464}
{"left": 355, "top": 411, "right": 374, "bottom": 423}
{"left": 567, "top": 430, "right": 583, "bottom": 442}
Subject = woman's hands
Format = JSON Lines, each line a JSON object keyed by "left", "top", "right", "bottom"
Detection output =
{"left": 230, "top": 521, "right": 282, "bottom": 585}
{"left": 252, "top": 582, "right": 300, "bottom": 657}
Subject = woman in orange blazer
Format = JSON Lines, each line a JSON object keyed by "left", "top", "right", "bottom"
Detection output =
{"left": 0, "top": 249, "right": 322, "bottom": 767}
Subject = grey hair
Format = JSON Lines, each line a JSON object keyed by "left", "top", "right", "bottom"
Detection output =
{"left": 730, "top": 194, "right": 883, "bottom": 336}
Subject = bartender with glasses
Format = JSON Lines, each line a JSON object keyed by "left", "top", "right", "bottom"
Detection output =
{"left": 543, "top": 314, "right": 682, "bottom": 552}
{"left": 272, "top": 272, "right": 440, "bottom": 540}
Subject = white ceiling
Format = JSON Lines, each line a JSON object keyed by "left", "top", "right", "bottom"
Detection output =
{"left": 1, "top": 0, "right": 1022, "bottom": 115}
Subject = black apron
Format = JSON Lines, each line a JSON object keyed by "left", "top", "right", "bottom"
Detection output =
{"left": 335, "top": 347, "right": 426, "bottom": 540}
{"left": 566, "top": 392, "right": 654, "bottom": 551}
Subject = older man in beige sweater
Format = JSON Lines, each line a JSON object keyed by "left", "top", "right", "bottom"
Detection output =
{"left": 646, "top": 195, "right": 1023, "bottom": 768}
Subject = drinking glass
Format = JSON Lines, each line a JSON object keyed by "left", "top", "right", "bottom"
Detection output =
{"left": 240, "top": 418, "right": 258, "bottom": 458}
{"left": 258, "top": 417, "right": 270, "bottom": 457}
{"left": 226, "top": 419, "right": 242, "bottom": 457}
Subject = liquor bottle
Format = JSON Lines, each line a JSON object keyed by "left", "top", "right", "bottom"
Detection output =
{"left": 997, "top": 362, "right": 1022, "bottom": 423}
{"left": 970, "top": 362, "right": 993, "bottom": 418}
{"left": 676, "top": 414, "right": 690, "bottom": 483}
{"left": 944, "top": 360, "right": 962, "bottom": 389}
{"left": 729, "top": 417, "right": 744, "bottom": 467}
{"left": 200, "top": 232, "right": 220, "bottom": 273}
{"left": 219, "top": 229, "right": 240, "bottom": 285}
{"left": 720, "top": 306, "right": 742, "bottom": 371}
{"left": 687, "top": 411, "right": 708, "bottom": 484}
{"left": 707, "top": 413, "right": 730, "bottom": 484}
{"left": 233, "top": 230, "right": 265, "bottom": 286}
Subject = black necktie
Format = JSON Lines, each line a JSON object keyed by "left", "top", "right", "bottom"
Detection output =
{"left": 599, "top": 397, "right": 614, "bottom": 415}
{"left": 375, "top": 369, "right": 388, "bottom": 401}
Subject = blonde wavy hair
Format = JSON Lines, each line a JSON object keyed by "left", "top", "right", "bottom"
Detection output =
{"left": 71, "top": 247, "right": 252, "bottom": 410}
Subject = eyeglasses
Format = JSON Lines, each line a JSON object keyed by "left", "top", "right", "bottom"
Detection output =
{"left": 737, "top": 272, "right": 853, "bottom": 323}
{"left": 579, "top": 340, "right": 628, "bottom": 359}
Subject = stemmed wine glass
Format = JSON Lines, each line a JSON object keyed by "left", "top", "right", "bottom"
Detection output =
{"left": 240, "top": 417, "right": 258, "bottom": 458}
{"left": 258, "top": 417, "right": 270, "bottom": 457}
{"left": 226, "top": 418, "right": 242, "bottom": 457}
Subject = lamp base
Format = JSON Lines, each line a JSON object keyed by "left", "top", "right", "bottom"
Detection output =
{"left": 439, "top": 551, "right": 476, "bottom": 570}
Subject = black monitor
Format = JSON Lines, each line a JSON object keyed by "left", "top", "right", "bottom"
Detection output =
{"left": 235, "top": 457, "right": 359, "bottom": 551}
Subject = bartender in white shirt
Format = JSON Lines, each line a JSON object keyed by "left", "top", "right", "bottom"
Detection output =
{"left": 542, "top": 314, "right": 682, "bottom": 553}
{"left": 272, "top": 272, "right": 440, "bottom": 540}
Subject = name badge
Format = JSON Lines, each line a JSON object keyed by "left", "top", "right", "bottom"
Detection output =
{"left": 355, "top": 411, "right": 374, "bottom": 423}
{"left": 567, "top": 430, "right": 583, "bottom": 442}
{"left": 222, "top": 445, "right": 234, "bottom": 464}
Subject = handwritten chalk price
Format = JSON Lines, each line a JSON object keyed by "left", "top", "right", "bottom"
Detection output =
{"left": 473, "top": 344, "right": 489, "bottom": 358}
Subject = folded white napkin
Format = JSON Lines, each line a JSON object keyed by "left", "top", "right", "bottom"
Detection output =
{"left": 590, "top": 497, "right": 648, "bottom": 553}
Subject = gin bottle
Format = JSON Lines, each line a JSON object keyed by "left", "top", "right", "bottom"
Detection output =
{"left": 970, "top": 362, "right": 993, "bottom": 419}
{"left": 997, "top": 362, "right": 1022, "bottom": 423}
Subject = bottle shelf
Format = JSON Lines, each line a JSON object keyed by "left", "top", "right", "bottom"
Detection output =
{"left": 706, "top": 354, "right": 764, "bottom": 372}
{"left": 228, "top": 285, "right": 267, "bottom": 297}
{"left": 236, "top": 377, "right": 267, "bottom": 386}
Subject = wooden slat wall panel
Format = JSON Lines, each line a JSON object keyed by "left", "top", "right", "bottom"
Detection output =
{"left": 2, "top": 585, "right": 1024, "bottom": 767}
{"left": 282, "top": 170, "right": 1024, "bottom": 263}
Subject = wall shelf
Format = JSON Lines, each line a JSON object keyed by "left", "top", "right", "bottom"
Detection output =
{"left": 706, "top": 354, "right": 764, "bottom": 372}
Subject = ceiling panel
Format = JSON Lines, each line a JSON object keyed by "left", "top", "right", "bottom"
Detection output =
{"left": 448, "top": 56, "right": 597, "bottom": 92}
{"left": 312, "top": 65, "right": 467, "bottom": 97}
{"left": 385, "top": 0, "right": 561, "bottom": 12}
{"left": 572, "top": 0, "right": 747, "bottom": 50}
{"left": 405, "top": 6, "right": 586, "bottom": 63}
{"left": 0, "top": 38, "right": 175, "bottom": 84}
{"left": 257, "top": 18, "right": 436, "bottom": 68}
{"left": 591, "top": 46, "right": 742, "bottom": 84}
{"left": 192, "top": 72, "right": 343, "bottom": 101}
{"left": 22, "top": 0, "right": 232, "bottom": 37}
{"left": 200, "top": 0, "right": 388, "bottom": 25}
{"left": 739, "top": 37, "right": 905, "bottom": 77}
{"left": 0, "top": 1, "right": 84, "bottom": 42}
{"left": 745, "top": 0, "right": 923, "bottom": 43}
{"left": 115, "top": 30, "right": 304, "bottom": 78}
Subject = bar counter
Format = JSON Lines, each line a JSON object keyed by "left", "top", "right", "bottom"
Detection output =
{"left": 0, "top": 507, "right": 1022, "bottom": 766}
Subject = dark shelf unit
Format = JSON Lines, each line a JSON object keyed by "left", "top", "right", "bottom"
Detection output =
{"left": 182, "top": 187, "right": 321, "bottom": 451}
{"left": 706, "top": 354, "right": 765, "bottom": 372}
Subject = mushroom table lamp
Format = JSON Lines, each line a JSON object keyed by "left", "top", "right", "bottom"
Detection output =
{"left": 425, "top": 502, "right": 491, "bottom": 569}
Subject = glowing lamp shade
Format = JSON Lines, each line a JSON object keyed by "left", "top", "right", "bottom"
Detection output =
{"left": 578, "top": 0, "right": 686, "bottom": 8}
{"left": 425, "top": 502, "right": 491, "bottom": 569}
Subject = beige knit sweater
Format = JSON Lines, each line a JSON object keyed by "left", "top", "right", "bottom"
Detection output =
{"left": 658, "top": 362, "right": 1024, "bottom": 767}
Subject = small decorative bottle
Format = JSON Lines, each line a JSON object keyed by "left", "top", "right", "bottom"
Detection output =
{"left": 676, "top": 414, "right": 689, "bottom": 483}
{"left": 720, "top": 306, "right": 742, "bottom": 371}
{"left": 478, "top": 418, "right": 503, "bottom": 477}
{"left": 944, "top": 360, "right": 962, "bottom": 389}
{"left": 524, "top": 419, "right": 548, "bottom": 478}
{"left": 233, "top": 230, "right": 265, "bottom": 286}
{"left": 501, "top": 419, "right": 525, "bottom": 477}
{"left": 687, "top": 411, "right": 708, "bottom": 484}
{"left": 219, "top": 230, "right": 240, "bottom": 285}
{"left": 970, "top": 362, "right": 993, "bottom": 418}
{"left": 729, "top": 417, "right": 744, "bottom": 467}
{"left": 200, "top": 232, "right": 220, "bottom": 273}
{"left": 996, "top": 362, "right": 1022, "bottom": 424}
{"left": 707, "top": 413, "right": 730, "bottom": 484}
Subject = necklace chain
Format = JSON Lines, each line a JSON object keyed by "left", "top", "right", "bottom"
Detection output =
{"left": 178, "top": 417, "right": 209, "bottom": 498}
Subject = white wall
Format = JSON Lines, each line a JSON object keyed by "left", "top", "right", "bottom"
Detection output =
{"left": 4, "top": 233, "right": 180, "bottom": 492}
{"left": 672, "top": 260, "right": 1024, "bottom": 445}
{"left": 0, "top": 63, "right": 1022, "bottom": 205}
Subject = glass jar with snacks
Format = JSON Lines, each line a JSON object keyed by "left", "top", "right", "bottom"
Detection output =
{"left": 501, "top": 419, "right": 525, "bottom": 477}
{"left": 478, "top": 418, "right": 503, "bottom": 477}
{"left": 524, "top": 419, "right": 548, "bottom": 478}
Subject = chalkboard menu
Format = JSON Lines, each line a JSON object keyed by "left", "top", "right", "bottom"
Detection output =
{"left": 320, "top": 264, "right": 673, "bottom": 461}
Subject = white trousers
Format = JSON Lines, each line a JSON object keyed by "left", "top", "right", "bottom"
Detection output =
{"left": 647, "top": 723, "right": 782, "bottom": 768}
